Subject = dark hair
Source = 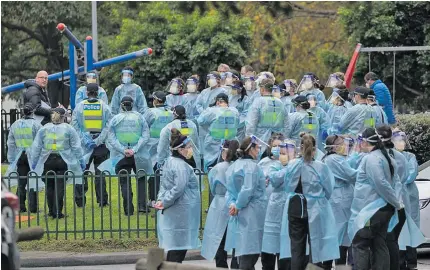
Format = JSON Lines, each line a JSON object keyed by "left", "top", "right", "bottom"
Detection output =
{"left": 299, "top": 101, "right": 310, "bottom": 110}
{"left": 362, "top": 128, "right": 394, "bottom": 177}
{"left": 266, "top": 133, "right": 285, "bottom": 157}
{"left": 173, "top": 105, "right": 187, "bottom": 120}
{"left": 223, "top": 140, "right": 240, "bottom": 162}
{"left": 377, "top": 124, "right": 394, "bottom": 149}
{"left": 260, "top": 78, "right": 274, "bottom": 92}
{"left": 242, "top": 65, "right": 254, "bottom": 73}
{"left": 364, "top": 72, "right": 379, "bottom": 82}
{"left": 23, "top": 103, "right": 34, "bottom": 116}
{"left": 322, "top": 135, "right": 343, "bottom": 160}
{"left": 170, "top": 128, "right": 189, "bottom": 162}
{"left": 237, "top": 136, "right": 256, "bottom": 158}
{"left": 338, "top": 89, "right": 350, "bottom": 104}
{"left": 300, "top": 133, "right": 316, "bottom": 163}
{"left": 234, "top": 81, "right": 247, "bottom": 102}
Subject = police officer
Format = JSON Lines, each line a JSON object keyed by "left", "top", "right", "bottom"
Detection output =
{"left": 31, "top": 108, "right": 85, "bottom": 218}
{"left": 104, "top": 96, "right": 151, "bottom": 215}
{"left": 75, "top": 71, "right": 109, "bottom": 105}
{"left": 6, "top": 103, "right": 42, "bottom": 212}
{"left": 143, "top": 91, "right": 174, "bottom": 203}
{"left": 71, "top": 83, "right": 112, "bottom": 207}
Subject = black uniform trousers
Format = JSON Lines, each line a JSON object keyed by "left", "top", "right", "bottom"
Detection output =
{"left": 261, "top": 252, "right": 290, "bottom": 270}
{"left": 352, "top": 204, "right": 395, "bottom": 270}
{"left": 400, "top": 246, "right": 417, "bottom": 270}
{"left": 115, "top": 156, "right": 147, "bottom": 215}
{"left": 387, "top": 208, "right": 406, "bottom": 270}
{"left": 16, "top": 152, "right": 37, "bottom": 212}
{"left": 42, "top": 154, "right": 67, "bottom": 217}
{"left": 74, "top": 144, "right": 109, "bottom": 207}
{"left": 215, "top": 229, "right": 239, "bottom": 269}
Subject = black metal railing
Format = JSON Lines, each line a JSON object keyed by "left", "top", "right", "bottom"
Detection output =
{"left": 3, "top": 169, "right": 210, "bottom": 240}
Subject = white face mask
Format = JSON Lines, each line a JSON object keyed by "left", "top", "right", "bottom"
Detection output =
{"left": 245, "top": 81, "right": 253, "bottom": 91}
{"left": 87, "top": 78, "right": 97, "bottom": 84}
{"left": 225, "top": 78, "right": 233, "bottom": 85}
{"left": 187, "top": 84, "right": 197, "bottom": 93}
{"left": 208, "top": 79, "right": 217, "bottom": 87}
{"left": 169, "top": 86, "right": 179, "bottom": 94}
{"left": 122, "top": 76, "right": 132, "bottom": 84}
{"left": 365, "top": 82, "right": 371, "bottom": 88}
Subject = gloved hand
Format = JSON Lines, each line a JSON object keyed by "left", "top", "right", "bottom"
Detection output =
{"left": 31, "top": 162, "right": 37, "bottom": 171}
{"left": 321, "top": 130, "right": 329, "bottom": 141}
{"left": 156, "top": 162, "right": 163, "bottom": 170}
{"left": 85, "top": 140, "right": 97, "bottom": 150}
{"left": 80, "top": 160, "right": 87, "bottom": 171}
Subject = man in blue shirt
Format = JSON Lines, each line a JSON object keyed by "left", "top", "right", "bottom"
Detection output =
{"left": 364, "top": 72, "right": 396, "bottom": 125}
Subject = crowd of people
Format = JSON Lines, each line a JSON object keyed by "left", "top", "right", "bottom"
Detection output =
{"left": 5, "top": 63, "right": 424, "bottom": 269}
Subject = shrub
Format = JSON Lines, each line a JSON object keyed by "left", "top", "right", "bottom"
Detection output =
{"left": 396, "top": 113, "right": 430, "bottom": 165}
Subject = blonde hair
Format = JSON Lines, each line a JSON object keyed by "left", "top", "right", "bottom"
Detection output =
{"left": 51, "top": 111, "right": 62, "bottom": 124}
{"left": 300, "top": 133, "right": 316, "bottom": 163}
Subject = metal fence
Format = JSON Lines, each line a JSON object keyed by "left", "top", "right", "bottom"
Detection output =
{"left": 3, "top": 169, "right": 210, "bottom": 240}
{"left": 1, "top": 109, "right": 22, "bottom": 163}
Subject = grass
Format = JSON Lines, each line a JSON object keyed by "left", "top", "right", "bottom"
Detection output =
{"left": 2, "top": 165, "right": 210, "bottom": 252}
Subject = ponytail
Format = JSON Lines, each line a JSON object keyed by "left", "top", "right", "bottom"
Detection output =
{"left": 238, "top": 136, "right": 253, "bottom": 158}
{"left": 300, "top": 133, "right": 316, "bottom": 163}
{"left": 223, "top": 140, "right": 239, "bottom": 162}
{"left": 362, "top": 128, "right": 395, "bottom": 177}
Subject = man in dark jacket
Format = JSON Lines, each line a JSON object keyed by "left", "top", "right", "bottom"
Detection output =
{"left": 364, "top": 72, "right": 396, "bottom": 125}
{"left": 23, "top": 70, "right": 52, "bottom": 125}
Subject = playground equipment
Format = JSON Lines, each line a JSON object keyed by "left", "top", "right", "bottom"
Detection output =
{"left": 1, "top": 23, "right": 153, "bottom": 109}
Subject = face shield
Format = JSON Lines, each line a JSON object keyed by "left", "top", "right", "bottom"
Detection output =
{"left": 256, "top": 73, "right": 271, "bottom": 89}
{"left": 392, "top": 131, "right": 411, "bottom": 152}
{"left": 206, "top": 74, "right": 219, "bottom": 88}
{"left": 284, "top": 80, "right": 297, "bottom": 94}
{"left": 221, "top": 72, "right": 238, "bottom": 86}
{"left": 243, "top": 76, "right": 256, "bottom": 92}
{"left": 328, "top": 92, "right": 345, "bottom": 106}
{"left": 86, "top": 72, "right": 97, "bottom": 84}
{"left": 324, "top": 136, "right": 355, "bottom": 156}
{"left": 186, "top": 78, "right": 198, "bottom": 93}
{"left": 307, "top": 95, "right": 317, "bottom": 108}
{"left": 272, "top": 85, "right": 281, "bottom": 98}
{"left": 229, "top": 84, "right": 242, "bottom": 96}
{"left": 166, "top": 79, "right": 183, "bottom": 94}
{"left": 297, "top": 75, "right": 315, "bottom": 93}
{"left": 121, "top": 70, "right": 133, "bottom": 84}
{"left": 325, "top": 74, "right": 344, "bottom": 88}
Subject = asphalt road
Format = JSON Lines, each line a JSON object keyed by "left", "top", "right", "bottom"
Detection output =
{"left": 21, "top": 250, "right": 430, "bottom": 270}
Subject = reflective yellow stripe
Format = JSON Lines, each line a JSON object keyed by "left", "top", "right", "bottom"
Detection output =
{"left": 83, "top": 101, "right": 103, "bottom": 132}
{"left": 44, "top": 132, "right": 64, "bottom": 150}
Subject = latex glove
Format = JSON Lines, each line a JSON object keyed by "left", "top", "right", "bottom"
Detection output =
{"left": 31, "top": 162, "right": 37, "bottom": 171}
{"left": 80, "top": 160, "right": 87, "bottom": 171}
{"left": 321, "top": 130, "right": 329, "bottom": 141}
{"left": 85, "top": 140, "right": 97, "bottom": 150}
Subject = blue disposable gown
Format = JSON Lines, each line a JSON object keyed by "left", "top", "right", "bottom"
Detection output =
{"left": 338, "top": 104, "right": 377, "bottom": 136}
{"left": 371, "top": 104, "right": 388, "bottom": 127}
{"left": 229, "top": 94, "right": 249, "bottom": 142}
{"left": 143, "top": 106, "right": 174, "bottom": 167}
{"left": 280, "top": 96, "right": 294, "bottom": 114}
{"left": 245, "top": 96, "right": 290, "bottom": 156}
{"left": 157, "top": 156, "right": 201, "bottom": 251}
{"left": 224, "top": 158, "right": 267, "bottom": 256}
{"left": 259, "top": 157, "right": 287, "bottom": 254}
{"left": 184, "top": 93, "right": 199, "bottom": 121}
{"left": 30, "top": 123, "right": 85, "bottom": 189}
{"left": 286, "top": 110, "right": 320, "bottom": 147}
{"left": 156, "top": 119, "right": 201, "bottom": 170}
{"left": 166, "top": 94, "right": 188, "bottom": 110}
{"left": 98, "top": 111, "right": 152, "bottom": 175}
{"left": 271, "top": 158, "right": 339, "bottom": 262}
{"left": 244, "top": 90, "right": 261, "bottom": 110}
{"left": 347, "top": 152, "right": 367, "bottom": 169}
{"left": 110, "top": 83, "right": 148, "bottom": 115}
{"left": 402, "top": 151, "right": 419, "bottom": 226}
{"left": 348, "top": 150, "right": 401, "bottom": 242}
{"left": 309, "top": 106, "right": 330, "bottom": 150}
{"left": 71, "top": 99, "right": 112, "bottom": 163}
{"left": 75, "top": 85, "right": 109, "bottom": 105}
{"left": 197, "top": 106, "right": 240, "bottom": 171}
{"left": 327, "top": 105, "right": 348, "bottom": 135}
{"left": 201, "top": 161, "right": 231, "bottom": 260}
{"left": 300, "top": 88, "right": 327, "bottom": 111}
{"left": 5, "top": 118, "right": 42, "bottom": 186}
{"left": 323, "top": 154, "right": 358, "bottom": 246}
{"left": 315, "top": 149, "right": 325, "bottom": 161}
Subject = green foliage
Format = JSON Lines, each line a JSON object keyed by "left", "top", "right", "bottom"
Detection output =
{"left": 323, "top": 2, "right": 430, "bottom": 108}
{"left": 100, "top": 2, "right": 252, "bottom": 96}
{"left": 397, "top": 113, "right": 430, "bottom": 165}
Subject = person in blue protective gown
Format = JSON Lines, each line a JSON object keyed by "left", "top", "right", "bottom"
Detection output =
{"left": 348, "top": 127, "right": 402, "bottom": 270}
{"left": 245, "top": 78, "right": 290, "bottom": 158}
{"left": 184, "top": 75, "right": 201, "bottom": 121}
{"left": 197, "top": 93, "right": 240, "bottom": 172}
{"left": 270, "top": 133, "right": 339, "bottom": 270}
{"left": 110, "top": 66, "right": 148, "bottom": 115}
{"left": 157, "top": 105, "right": 201, "bottom": 173}
{"left": 245, "top": 72, "right": 275, "bottom": 109}
{"left": 6, "top": 103, "right": 42, "bottom": 213}
{"left": 276, "top": 83, "right": 294, "bottom": 114}
{"left": 75, "top": 71, "right": 109, "bottom": 105}
{"left": 143, "top": 91, "right": 174, "bottom": 204}
{"left": 201, "top": 140, "right": 240, "bottom": 269}
{"left": 31, "top": 108, "right": 86, "bottom": 219}
{"left": 286, "top": 96, "right": 319, "bottom": 147}
{"left": 224, "top": 136, "right": 267, "bottom": 270}
{"left": 259, "top": 134, "right": 292, "bottom": 270}
{"left": 321, "top": 135, "right": 358, "bottom": 268}
{"left": 282, "top": 79, "right": 298, "bottom": 113}
{"left": 71, "top": 83, "right": 112, "bottom": 208}
{"left": 377, "top": 125, "right": 425, "bottom": 270}
{"left": 165, "top": 77, "right": 188, "bottom": 110}
{"left": 242, "top": 75, "right": 257, "bottom": 107}
{"left": 367, "top": 90, "right": 388, "bottom": 127}
{"left": 306, "top": 94, "right": 330, "bottom": 151}
{"left": 228, "top": 81, "right": 249, "bottom": 142}
{"left": 327, "top": 89, "right": 350, "bottom": 135}
{"left": 100, "top": 96, "right": 151, "bottom": 215}
{"left": 392, "top": 129, "right": 421, "bottom": 270}
{"left": 297, "top": 73, "right": 327, "bottom": 111}
{"left": 337, "top": 87, "right": 377, "bottom": 136}
{"left": 155, "top": 128, "right": 201, "bottom": 263}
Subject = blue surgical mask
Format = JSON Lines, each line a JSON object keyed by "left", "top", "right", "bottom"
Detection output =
{"left": 271, "top": 146, "right": 280, "bottom": 158}
{"left": 122, "top": 76, "right": 132, "bottom": 84}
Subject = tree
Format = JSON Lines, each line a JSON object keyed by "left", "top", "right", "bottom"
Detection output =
{"left": 100, "top": 2, "right": 252, "bottom": 97}
{"left": 321, "top": 1, "right": 430, "bottom": 111}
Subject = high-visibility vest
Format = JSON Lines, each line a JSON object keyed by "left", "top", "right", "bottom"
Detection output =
{"left": 179, "top": 121, "right": 192, "bottom": 136}
{"left": 364, "top": 107, "right": 376, "bottom": 129}
{"left": 149, "top": 109, "right": 174, "bottom": 138}
{"left": 15, "top": 126, "right": 33, "bottom": 148}
{"left": 259, "top": 97, "right": 284, "bottom": 128}
{"left": 44, "top": 131, "right": 65, "bottom": 151}
{"left": 302, "top": 112, "right": 318, "bottom": 136}
{"left": 209, "top": 109, "right": 238, "bottom": 140}
{"left": 115, "top": 113, "right": 141, "bottom": 146}
{"left": 83, "top": 100, "right": 103, "bottom": 133}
